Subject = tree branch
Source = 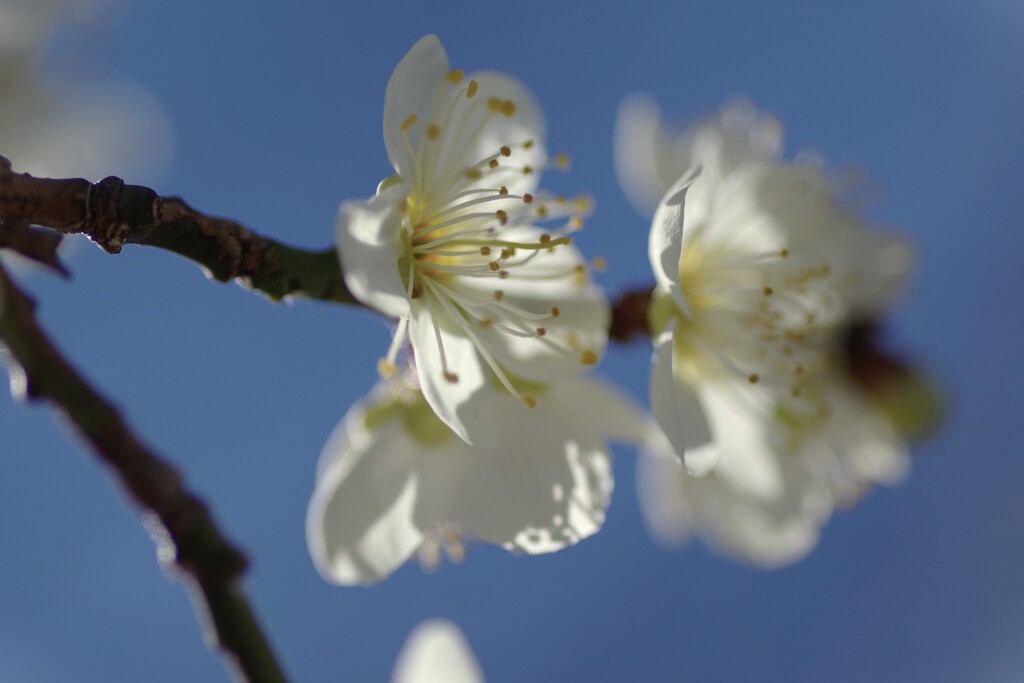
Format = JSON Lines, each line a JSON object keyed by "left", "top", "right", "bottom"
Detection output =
{"left": 0, "top": 264, "right": 290, "bottom": 683}
{"left": 0, "top": 156, "right": 355, "bottom": 305}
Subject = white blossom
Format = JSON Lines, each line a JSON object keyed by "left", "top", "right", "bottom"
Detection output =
{"left": 337, "top": 35, "right": 607, "bottom": 445}
{"left": 307, "top": 373, "right": 645, "bottom": 586}
{"left": 392, "top": 620, "right": 484, "bottom": 683}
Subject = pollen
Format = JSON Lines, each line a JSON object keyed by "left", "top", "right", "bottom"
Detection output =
{"left": 466, "top": 80, "right": 478, "bottom": 98}
{"left": 536, "top": 327, "right": 547, "bottom": 336}
{"left": 580, "top": 350, "right": 599, "bottom": 365}
{"left": 539, "top": 234, "right": 551, "bottom": 244}
{"left": 500, "top": 145, "right": 512, "bottom": 157}
{"left": 488, "top": 159, "right": 499, "bottom": 169}
{"left": 464, "top": 168, "right": 482, "bottom": 180}
{"left": 763, "top": 286, "right": 774, "bottom": 296}
{"left": 402, "top": 113, "right": 418, "bottom": 130}
{"left": 444, "top": 371, "right": 460, "bottom": 383}
{"left": 446, "top": 69, "right": 464, "bottom": 84}
{"left": 523, "top": 193, "right": 534, "bottom": 203}
{"left": 748, "top": 373, "right": 760, "bottom": 384}
{"left": 592, "top": 256, "right": 607, "bottom": 272}
{"left": 555, "top": 153, "right": 571, "bottom": 170}
{"left": 550, "top": 306, "right": 560, "bottom": 318}
{"left": 496, "top": 209, "right": 508, "bottom": 225}
{"left": 493, "top": 290, "right": 504, "bottom": 302}
{"left": 377, "top": 359, "right": 397, "bottom": 378}
{"left": 480, "top": 246, "right": 492, "bottom": 255}
{"left": 523, "top": 165, "right": 534, "bottom": 175}
{"left": 499, "top": 186, "right": 509, "bottom": 195}
{"left": 489, "top": 261, "right": 500, "bottom": 271}
{"left": 487, "top": 97, "right": 502, "bottom": 111}
{"left": 779, "top": 248, "right": 790, "bottom": 258}
{"left": 426, "top": 124, "right": 440, "bottom": 140}
{"left": 569, "top": 216, "right": 583, "bottom": 229}
{"left": 524, "top": 140, "right": 534, "bottom": 149}
{"left": 522, "top": 395, "right": 538, "bottom": 409}
{"left": 499, "top": 100, "right": 517, "bottom": 117}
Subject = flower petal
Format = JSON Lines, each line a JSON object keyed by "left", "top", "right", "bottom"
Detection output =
{"left": 307, "top": 417, "right": 425, "bottom": 586}
{"left": 649, "top": 168, "right": 700, "bottom": 315}
{"left": 614, "top": 92, "right": 682, "bottom": 217}
{"left": 392, "top": 620, "right": 485, "bottom": 683}
{"left": 649, "top": 323, "right": 715, "bottom": 473}
{"left": 383, "top": 35, "right": 449, "bottom": 180}
{"left": 336, "top": 183, "right": 411, "bottom": 319}
{"left": 409, "top": 298, "right": 494, "bottom": 446}
{"left": 458, "top": 70, "right": 547, "bottom": 197}
{"left": 449, "top": 382, "right": 614, "bottom": 553}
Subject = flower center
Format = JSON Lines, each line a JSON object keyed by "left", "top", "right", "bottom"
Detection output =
{"left": 673, "top": 227, "right": 837, "bottom": 411}
{"left": 377, "top": 69, "right": 601, "bottom": 407}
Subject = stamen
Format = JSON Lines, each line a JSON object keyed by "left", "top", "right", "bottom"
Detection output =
{"left": 446, "top": 69, "right": 464, "bottom": 84}
{"left": 402, "top": 113, "right": 418, "bottom": 130}
{"left": 466, "top": 80, "right": 478, "bottom": 98}
{"left": 580, "top": 350, "right": 599, "bottom": 365}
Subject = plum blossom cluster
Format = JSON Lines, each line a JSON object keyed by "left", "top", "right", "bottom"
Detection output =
{"left": 309, "top": 36, "right": 644, "bottom": 586}
{"left": 310, "top": 36, "right": 932, "bottom": 588}
{"left": 616, "top": 97, "right": 933, "bottom": 566}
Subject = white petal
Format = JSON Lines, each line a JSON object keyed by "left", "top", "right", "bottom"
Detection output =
{"left": 649, "top": 168, "right": 700, "bottom": 314}
{"left": 392, "top": 620, "right": 485, "bottom": 683}
{"left": 307, "top": 418, "right": 425, "bottom": 586}
{"left": 552, "top": 376, "right": 649, "bottom": 445}
{"left": 457, "top": 70, "right": 546, "bottom": 197}
{"left": 613, "top": 93, "right": 683, "bottom": 217}
{"left": 383, "top": 35, "right": 450, "bottom": 180}
{"left": 450, "top": 382, "right": 614, "bottom": 553}
{"left": 649, "top": 324, "right": 715, "bottom": 473}
{"left": 336, "top": 183, "right": 411, "bottom": 319}
{"left": 409, "top": 299, "right": 494, "bottom": 446}
{"left": 635, "top": 440, "right": 696, "bottom": 547}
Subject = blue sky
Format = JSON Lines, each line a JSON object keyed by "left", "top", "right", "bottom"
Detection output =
{"left": 2, "top": 1, "right": 1023, "bottom": 681}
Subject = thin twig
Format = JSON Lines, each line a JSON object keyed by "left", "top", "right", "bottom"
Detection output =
{"left": 0, "top": 155, "right": 355, "bottom": 305}
{"left": 0, "top": 264, "right": 290, "bottom": 683}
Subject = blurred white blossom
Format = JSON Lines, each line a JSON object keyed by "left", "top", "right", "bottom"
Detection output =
{"left": 307, "top": 372, "right": 645, "bottom": 585}
{"left": 0, "top": 0, "right": 172, "bottom": 182}
{"left": 337, "top": 35, "right": 606, "bottom": 446}
{"left": 617, "top": 99, "right": 913, "bottom": 566}
{"left": 392, "top": 620, "right": 484, "bottom": 683}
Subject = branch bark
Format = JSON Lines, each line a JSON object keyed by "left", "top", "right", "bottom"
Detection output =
{"left": 0, "top": 156, "right": 355, "bottom": 305}
{"left": 0, "top": 264, "right": 290, "bottom": 683}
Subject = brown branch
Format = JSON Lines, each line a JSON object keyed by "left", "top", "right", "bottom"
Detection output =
{"left": 0, "top": 155, "right": 355, "bottom": 305}
{"left": 609, "top": 286, "right": 654, "bottom": 344}
{"left": 0, "top": 264, "right": 290, "bottom": 683}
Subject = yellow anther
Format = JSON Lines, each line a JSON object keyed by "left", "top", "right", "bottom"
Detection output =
{"left": 592, "top": 256, "right": 607, "bottom": 272}
{"left": 499, "top": 186, "right": 509, "bottom": 195}
{"left": 496, "top": 209, "right": 508, "bottom": 225}
{"left": 524, "top": 140, "right": 534, "bottom": 149}
{"left": 493, "top": 290, "right": 504, "bottom": 301}
{"left": 539, "top": 234, "right": 551, "bottom": 244}
{"left": 522, "top": 395, "right": 538, "bottom": 409}
{"left": 580, "top": 350, "right": 599, "bottom": 366}
{"left": 444, "top": 371, "right": 460, "bottom": 383}
{"left": 549, "top": 306, "right": 560, "bottom": 318}
{"left": 402, "top": 113, "right": 418, "bottom": 130}
{"left": 466, "top": 80, "right": 478, "bottom": 98}
{"left": 794, "top": 365, "right": 805, "bottom": 376}
{"left": 536, "top": 327, "right": 547, "bottom": 336}
{"left": 480, "top": 246, "right": 492, "bottom": 255}
{"left": 556, "top": 195, "right": 566, "bottom": 204}
{"left": 523, "top": 193, "right": 534, "bottom": 203}
{"left": 499, "top": 270, "right": 510, "bottom": 279}
{"left": 489, "top": 261, "right": 500, "bottom": 271}
{"left": 488, "top": 159, "right": 499, "bottom": 169}
{"left": 763, "top": 286, "right": 774, "bottom": 296}
{"left": 779, "top": 248, "right": 790, "bottom": 258}
{"left": 446, "top": 69, "right": 464, "bottom": 84}
{"left": 555, "top": 153, "right": 571, "bottom": 170}
{"left": 499, "top": 100, "right": 517, "bottom": 117}
{"left": 537, "top": 206, "right": 548, "bottom": 217}
{"left": 377, "top": 359, "right": 397, "bottom": 378}
{"left": 487, "top": 97, "right": 502, "bottom": 111}
{"left": 464, "top": 168, "right": 482, "bottom": 180}
{"left": 574, "top": 197, "right": 590, "bottom": 212}
{"left": 748, "top": 373, "right": 760, "bottom": 384}
{"left": 569, "top": 216, "right": 583, "bottom": 229}
{"left": 500, "top": 145, "right": 512, "bottom": 157}
{"left": 523, "top": 165, "right": 534, "bottom": 175}
{"left": 480, "top": 319, "right": 493, "bottom": 328}
{"left": 500, "top": 248, "right": 512, "bottom": 260}
{"left": 426, "top": 124, "right": 441, "bottom": 140}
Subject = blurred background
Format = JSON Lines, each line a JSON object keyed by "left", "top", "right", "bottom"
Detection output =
{"left": 1, "top": 0, "right": 1022, "bottom": 681}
